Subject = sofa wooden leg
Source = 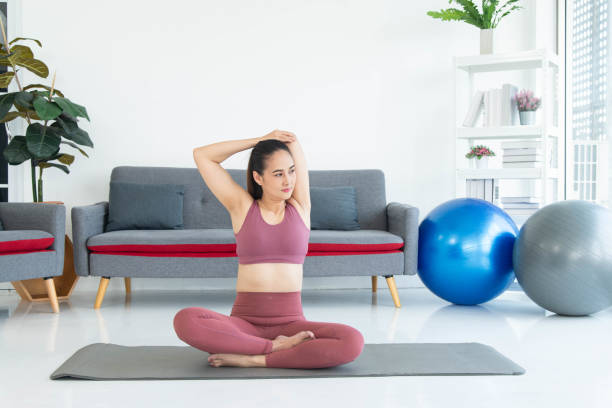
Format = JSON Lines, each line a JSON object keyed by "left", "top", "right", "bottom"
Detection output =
{"left": 94, "top": 277, "right": 111, "bottom": 309}
{"left": 124, "top": 277, "right": 131, "bottom": 294}
{"left": 43, "top": 277, "right": 60, "bottom": 313}
{"left": 384, "top": 275, "right": 401, "bottom": 308}
{"left": 371, "top": 276, "right": 377, "bottom": 292}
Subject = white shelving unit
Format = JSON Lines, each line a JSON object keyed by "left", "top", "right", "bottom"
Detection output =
{"left": 454, "top": 49, "right": 565, "bottom": 225}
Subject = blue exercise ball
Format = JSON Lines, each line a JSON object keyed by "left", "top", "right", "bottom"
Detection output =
{"left": 418, "top": 198, "right": 519, "bottom": 305}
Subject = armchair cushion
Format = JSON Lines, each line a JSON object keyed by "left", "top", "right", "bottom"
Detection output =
{"left": 0, "top": 230, "right": 54, "bottom": 254}
{"left": 105, "top": 182, "right": 185, "bottom": 232}
{"left": 310, "top": 186, "right": 360, "bottom": 230}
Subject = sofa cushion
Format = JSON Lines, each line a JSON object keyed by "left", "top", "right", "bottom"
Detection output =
{"left": 310, "top": 186, "right": 360, "bottom": 230}
{"left": 105, "top": 182, "right": 185, "bottom": 232}
{"left": 87, "top": 229, "right": 403, "bottom": 257}
{"left": 0, "top": 230, "right": 55, "bottom": 255}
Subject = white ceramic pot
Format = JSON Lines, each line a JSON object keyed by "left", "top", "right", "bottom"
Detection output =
{"left": 475, "top": 156, "right": 489, "bottom": 169}
{"left": 519, "top": 110, "right": 536, "bottom": 125}
{"left": 480, "top": 29, "right": 494, "bottom": 54}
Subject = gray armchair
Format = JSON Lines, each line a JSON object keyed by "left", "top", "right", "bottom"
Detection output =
{"left": 0, "top": 203, "right": 66, "bottom": 313}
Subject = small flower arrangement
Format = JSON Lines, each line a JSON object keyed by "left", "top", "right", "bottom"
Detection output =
{"left": 466, "top": 145, "right": 495, "bottom": 160}
{"left": 514, "top": 89, "right": 541, "bottom": 112}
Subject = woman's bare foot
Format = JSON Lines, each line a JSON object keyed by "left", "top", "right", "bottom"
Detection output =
{"left": 208, "top": 353, "right": 265, "bottom": 368}
{"left": 271, "top": 330, "right": 315, "bottom": 352}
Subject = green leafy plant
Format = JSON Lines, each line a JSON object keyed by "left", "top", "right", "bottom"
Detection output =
{"left": 427, "top": 0, "right": 522, "bottom": 29}
{"left": 0, "top": 20, "right": 92, "bottom": 202}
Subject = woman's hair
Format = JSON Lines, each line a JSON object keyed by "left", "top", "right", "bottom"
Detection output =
{"left": 247, "top": 139, "right": 292, "bottom": 199}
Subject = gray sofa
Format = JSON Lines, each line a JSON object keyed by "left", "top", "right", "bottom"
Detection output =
{"left": 0, "top": 203, "right": 66, "bottom": 313}
{"left": 72, "top": 166, "right": 419, "bottom": 309}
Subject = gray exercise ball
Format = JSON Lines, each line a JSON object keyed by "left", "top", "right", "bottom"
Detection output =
{"left": 513, "top": 200, "right": 612, "bottom": 316}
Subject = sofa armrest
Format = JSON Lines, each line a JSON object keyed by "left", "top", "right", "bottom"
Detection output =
{"left": 72, "top": 201, "right": 108, "bottom": 277}
{"left": 386, "top": 202, "right": 419, "bottom": 275}
{"left": 0, "top": 202, "right": 66, "bottom": 276}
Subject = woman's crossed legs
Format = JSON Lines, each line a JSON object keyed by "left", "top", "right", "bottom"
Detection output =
{"left": 173, "top": 306, "right": 364, "bottom": 369}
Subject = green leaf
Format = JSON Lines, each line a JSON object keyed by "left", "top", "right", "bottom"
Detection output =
{"left": 33, "top": 95, "right": 62, "bottom": 120}
{"left": 23, "top": 84, "right": 65, "bottom": 98}
{"left": 482, "top": 0, "right": 498, "bottom": 28}
{"left": 0, "top": 72, "right": 15, "bottom": 88}
{"left": 60, "top": 140, "right": 90, "bottom": 158}
{"left": 455, "top": 0, "right": 483, "bottom": 27}
{"left": 57, "top": 153, "right": 75, "bottom": 165}
{"left": 2, "top": 135, "right": 31, "bottom": 164}
{"left": 427, "top": 9, "right": 467, "bottom": 22}
{"left": 0, "top": 110, "right": 27, "bottom": 123}
{"left": 25, "top": 123, "right": 61, "bottom": 159}
{"left": 493, "top": 1, "right": 521, "bottom": 27}
{"left": 9, "top": 45, "right": 34, "bottom": 60}
{"left": 14, "top": 91, "right": 34, "bottom": 109}
{"left": 54, "top": 97, "right": 89, "bottom": 121}
{"left": 8, "top": 37, "right": 42, "bottom": 47}
{"left": 51, "top": 114, "right": 93, "bottom": 147}
{"left": 13, "top": 56, "right": 49, "bottom": 78}
{"left": 0, "top": 92, "right": 17, "bottom": 120}
{"left": 0, "top": 50, "right": 16, "bottom": 63}
{"left": 38, "top": 161, "right": 70, "bottom": 174}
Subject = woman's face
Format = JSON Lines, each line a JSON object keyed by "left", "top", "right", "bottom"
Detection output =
{"left": 253, "top": 150, "right": 296, "bottom": 200}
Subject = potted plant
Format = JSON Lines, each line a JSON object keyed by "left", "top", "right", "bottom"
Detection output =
{"left": 0, "top": 19, "right": 92, "bottom": 203}
{"left": 514, "top": 89, "right": 541, "bottom": 125}
{"left": 427, "top": 0, "right": 523, "bottom": 54}
{"left": 466, "top": 145, "right": 495, "bottom": 168}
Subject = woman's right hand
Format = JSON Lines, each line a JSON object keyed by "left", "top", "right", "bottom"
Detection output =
{"left": 259, "top": 129, "right": 296, "bottom": 144}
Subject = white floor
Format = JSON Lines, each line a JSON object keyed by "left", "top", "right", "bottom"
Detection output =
{"left": 1, "top": 287, "right": 612, "bottom": 408}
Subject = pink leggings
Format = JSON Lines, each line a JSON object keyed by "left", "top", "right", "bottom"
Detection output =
{"left": 173, "top": 291, "right": 364, "bottom": 369}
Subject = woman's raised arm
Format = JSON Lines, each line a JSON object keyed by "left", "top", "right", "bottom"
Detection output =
{"left": 192, "top": 137, "right": 259, "bottom": 212}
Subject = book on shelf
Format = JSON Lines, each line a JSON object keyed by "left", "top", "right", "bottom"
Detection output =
{"left": 466, "top": 178, "right": 498, "bottom": 203}
{"left": 502, "top": 161, "right": 543, "bottom": 168}
{"left": 501, "top": 141, "right": 542, "bottom": 149}
{"left": 501, "top": 202, "right": 540, "bottom": 209}
{"left": 463, "top": 84, "right": 518, "bottom": 127}
{"left": 503, "top": 148, "right": 543, "bottom": 156}
{"left": 462, "top": 90, "right": 484, "bottom": 127}
{"left": 501, "top": 84, "right": 519, "bottom": 126}
{"left": 503, "top": 155, "right": 543, "bottom": 162}
{"left": 501, "top": 196, "right": 541, "bottom": 204}
{"left": 504, "top": 208, "right": 539, "bottom": 216}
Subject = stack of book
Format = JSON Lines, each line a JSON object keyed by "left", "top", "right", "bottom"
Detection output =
{"left": 501, "top": 197, "right": 540, "bottom": 225}
{"left": 462, "top": 83, "right": 519, "bottom": 127}
{"left": 502, "top": 141, "right": 545, "bottom": 168}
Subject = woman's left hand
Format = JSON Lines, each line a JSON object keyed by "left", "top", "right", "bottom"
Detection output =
{"left": 260, "top": 129, "right": 297, "bottom": 144}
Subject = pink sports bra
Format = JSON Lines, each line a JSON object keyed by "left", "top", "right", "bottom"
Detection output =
{"left": 234, "top": 200, "right": 310, "bottom": 265}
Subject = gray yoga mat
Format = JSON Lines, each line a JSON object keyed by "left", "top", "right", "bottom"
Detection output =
{"left": 50, "top": 342, "right": 525, "bottom": 380}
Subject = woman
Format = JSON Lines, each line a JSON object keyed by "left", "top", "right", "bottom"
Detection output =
{"left": 173, "top": 129, "right": 365, "bottom": 369}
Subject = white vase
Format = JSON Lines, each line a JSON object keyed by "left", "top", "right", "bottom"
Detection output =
{"left": 519, "top": 110, "right": 536, "bottom": 125}
{"left": 480, "top": 29, "right": 494, "bottom": 54}
{"left": 475, "top": 156, "right": 489, "bottom": 169}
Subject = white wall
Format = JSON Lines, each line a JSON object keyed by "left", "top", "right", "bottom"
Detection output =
{"left": 6, "top": 0, "right": 540, "bottom": 293}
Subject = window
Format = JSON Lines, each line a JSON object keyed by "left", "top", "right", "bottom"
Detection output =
{"left": 568, "top": 0, "right": 610, "bottom": 205}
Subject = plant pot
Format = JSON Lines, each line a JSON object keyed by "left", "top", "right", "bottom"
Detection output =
{"left": 519, "top": 110, "right": 536, "bottom": 125}
{"left": 475, "top": 156, "right": 489, "bottom": 169}
{"left": 480, "top": 29, "right": 494, "bottom": 54}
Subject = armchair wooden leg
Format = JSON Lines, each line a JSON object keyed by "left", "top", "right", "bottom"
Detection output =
{"left": 43, "top": 277, "right": 59, "bottom": 313}
{"left": 94, "top": 277, "right": 111, "bottom": 309}
{"left": 124, "top": 277, "right": 131, "bottom": 294}
{"left": 384, "top": 275, "right": 401, "bottom": 308}
{"left": 371, "top": 276, "right": 377, "bottom": 292}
